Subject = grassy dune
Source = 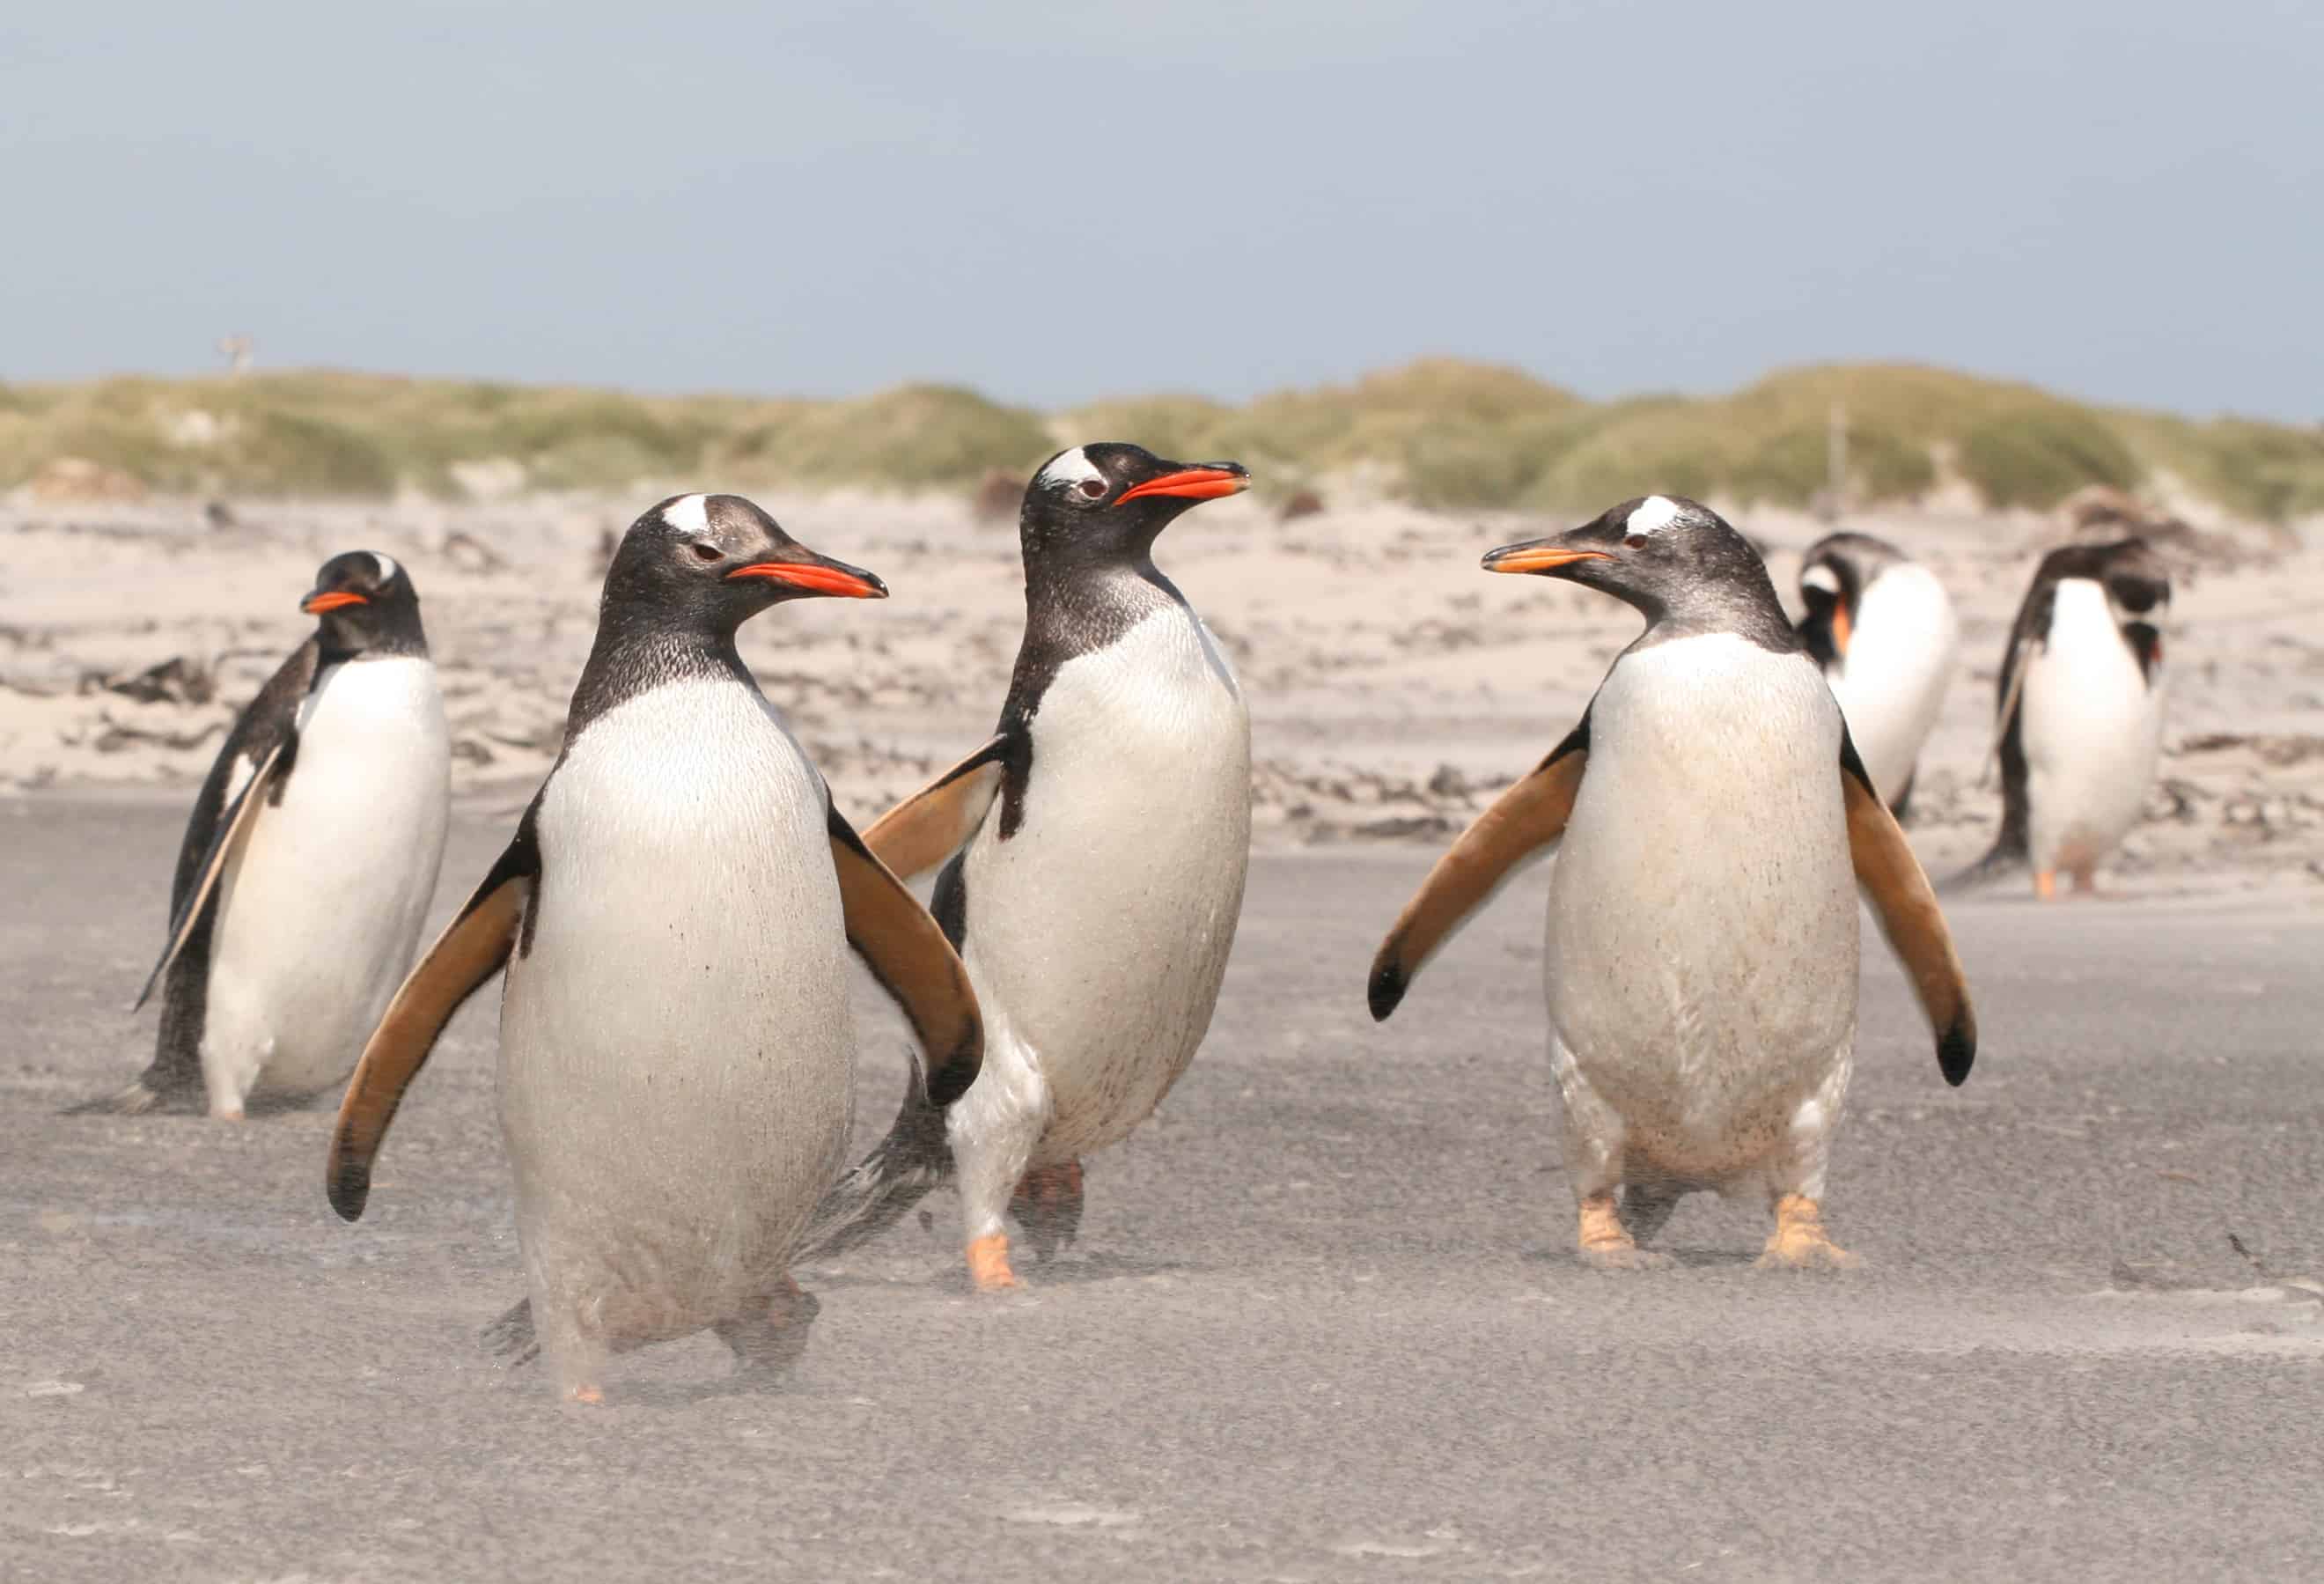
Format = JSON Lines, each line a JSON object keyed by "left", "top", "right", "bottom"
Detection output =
{"left": 3, "top": 359, "right": 2318, "bottom": 520}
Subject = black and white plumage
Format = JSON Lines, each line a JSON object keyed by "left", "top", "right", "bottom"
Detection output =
{"left": 1956, "top": 538, "right": 2171, "bottom": 899}
{"left": 802, "top": 443, "right": 1254, "bottom": 1290}
{"left": 1370, "top": 496, "right": 1976, "bottom": 1270}
{"left": 326, "top": 494, "right": 981, "bottom": 1401}
{"left": 1794, "top": 531, "right": 1959, "bottom": 817}
{"left": 76, "top": 551, "right": 449, "bottom": 1119}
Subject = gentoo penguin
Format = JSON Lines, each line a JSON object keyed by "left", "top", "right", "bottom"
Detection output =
{"left": 74, "top": 552, "right": 450, "bottom": 1119}
{"left": 326, "top": 494, "right": 982, "bottom": 1402}
{"left": 1956, "top": 538, "right": 2170, "bottom": 899}
{"left": 1369, "top": 495, "right": 1976, "bottom": 1269}
{"left": 801, "top": 443, "right": 1254, "bottom": 1291}
{"left": 1794, "top": 531, "right": 1959, "bottom": 817}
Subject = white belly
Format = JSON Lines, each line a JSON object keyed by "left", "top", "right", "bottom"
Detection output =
{"left": 204, "top": 657, "right": 450, "bottom": 1097}
{"left": 498, "top": 680, "right": 855, "bottom": 1333}
{"left": 960, "top": 604, "right": 1252, "bottom": 1155}
{"left": 2020, "top": 580, "right": 2166, "bottom": 873}
{"left": 1827, "top": 563, "right": 1956, "bottom": 803}
{"left": 1546, "top": 635, "right": 1858, "bottom": 1180}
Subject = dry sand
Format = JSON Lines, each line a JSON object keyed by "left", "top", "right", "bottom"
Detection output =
{"left": 3, "top": 486, "right": 2320, "bottom": 898}
{"left": 5, "top": 489, "right": 2322, "bottom": 1578}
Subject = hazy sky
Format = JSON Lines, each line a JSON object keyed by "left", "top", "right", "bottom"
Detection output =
{"left": 6, "top": 2, "right": 2318, "bottom": 417}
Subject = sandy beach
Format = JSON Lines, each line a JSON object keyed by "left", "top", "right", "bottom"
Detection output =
{"left": 4, "top": 487, "right": 2320, "bottom": 903}
{"left": 3, "top": 800, "right": 2320, "bottom": 1580}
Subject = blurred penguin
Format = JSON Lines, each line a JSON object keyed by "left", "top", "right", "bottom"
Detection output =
{"left": 1954, "top": 539, "right": 2171, "bottom": 899}
{"left": 1795, "top": 532, "right": 1958, "bottom": 818}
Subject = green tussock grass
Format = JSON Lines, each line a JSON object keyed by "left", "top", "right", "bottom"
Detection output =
{"left": 4, "top": 358, "right": 2318, "bottom": 523}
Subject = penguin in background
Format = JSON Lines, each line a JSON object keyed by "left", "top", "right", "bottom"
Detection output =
{"left": 1370, "top": 496, "right": 1975, "bottom": 1270}
{"left": 1954, "top": 538, "right": 2171, "bottom": 899}
{"left": 327, "top": 493, "right": 982, "bottom": 1402}
{"left": 1794, "top": 531, "right": 1959, "bottom": 818}
{"left": 74, "top": 552, "right": 450, "bottom": 1120}
{"left": 801, "top": 442, "right": 1254, "bottom": 1292}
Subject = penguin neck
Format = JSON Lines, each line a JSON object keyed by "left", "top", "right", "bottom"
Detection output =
{"left": 1023, "top": 549, "right": 1182, "bottom": 645}
{"left": 314, "top": 603, "right": 429, "bottom": 667}
{"left": 566, "top": 600, "right": 755, "bottom": 740}
{"left": 1623, "top": 571, "right": 1801, "bottom": 655}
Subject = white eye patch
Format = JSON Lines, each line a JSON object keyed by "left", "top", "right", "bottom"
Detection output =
{"left": 661, "top": 494, "right": 711, "bottom": 533}
{"left": 371, "top": 552, "right": 401, "bottom": 583}
{"left": 1036, "top": 447, "right": 1107, "bottom": 494}
{"left": 1626, "top": 495, "right": 1682, "bottom": 535}
{"left": 1800, "top": 563, "right": 1841, "bottom": 595}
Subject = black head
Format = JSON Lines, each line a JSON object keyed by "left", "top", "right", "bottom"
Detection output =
{"left": 2058, "top": 536, "right": 2172, "bottom": 675}
{"left": 1481, "top": 495, "right": 1792, "bottom": 644}
{"left": 1797, "top": 531, "right": 1905, "bottom": 667}
{"left": 602, "top": 493, "right": 886, "bottom": 637}
{"left": 302, "top": 551, "right": 427, "bottom": 659}
{"left": 1019, "top": 443, "right": 1250, "bottom": 569}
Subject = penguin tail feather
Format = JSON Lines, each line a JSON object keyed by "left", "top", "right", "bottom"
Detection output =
{"left": 798, "top": 1054, "right": 955, "bottom": 1259}
{"left": 63, "top": 1077, "right": 185, "bottom": 1116}
{"left": 480, "top": 1299, "right": 541, "bottom": 1367}
{"left": 1942, "top": 835, "right": 2027, "bottom": 895}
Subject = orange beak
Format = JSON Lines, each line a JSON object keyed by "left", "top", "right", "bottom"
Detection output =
{"left": 725, "top": 562, "right": 888, "bottom": 599}
{"left": 1480, "top": 545, "right": 1616, "bottom": 575}
{"left": 302, "top": 591, "right": 369, "bottom": 614}
{"left": 1115, "top": 467, "right": 1250, "bottom": 505}
{"left": 1830, "top": 600, "right": 1852, "bottom": 657}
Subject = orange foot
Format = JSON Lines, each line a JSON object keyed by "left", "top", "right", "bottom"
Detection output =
{"left": 565, "top": 1384, "right": 605, "bottom": 1406}
{"left": 1756, "top": 1193, "right": 1861, "bottom": 1271}
{"left": 1578, "top": 1192, "right": 1673, "bottom": 1270}
{"left": 2034, "top": 869, "right": 2058, "bottom": 902}
{"left": 966, "top": 1233, "right": 1020, "bottom": 1292}
{"left": 1011, "top": 1159, "right": 1085, "bottom": 1263}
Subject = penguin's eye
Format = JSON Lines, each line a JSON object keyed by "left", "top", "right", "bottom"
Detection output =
{"left": 1076, "top": 478, "right": 1107, "bottom": 500}
{"left": 1625, "top": 534, "right": 1650, "bottom": 549}
{"left": 690, "top": 542, "right": 723, "bottom": 563}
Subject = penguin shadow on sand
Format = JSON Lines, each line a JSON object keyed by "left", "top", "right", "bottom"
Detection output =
{"left": 805, "top": 1205, "right": 1195, "bottom": 1295}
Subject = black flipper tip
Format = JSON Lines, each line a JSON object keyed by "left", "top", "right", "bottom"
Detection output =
{"left": 1938, "top": 1022, "right": 1975, "bottom": 1087}
{"left": 924, "top": 1026, "right": 982, "bottom": 1108}
{"left": 1367, "top": 957, "right": 1407, "bottom": 1023}
{"left": 327, "top": 1164, "right": 370, "bottom": 1223}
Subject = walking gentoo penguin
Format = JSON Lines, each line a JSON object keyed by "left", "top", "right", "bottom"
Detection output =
{"left": 801, "top": 443, "right": 1254, "bottom": 1291}
{"left": 1369, "top": 496, "right": 1976, "bottom": 1269}
{"left": 1794, "top": 531, "right": 1959, "bottom": 816}
{"left": 74, "top": 552, "right": 450, "bottom": 1119}
{"left": 1955, "top": 538, "right": 2170, "bottom": 899}
{"left": 326, "top": 494, "right": 982, "bottom": 1402}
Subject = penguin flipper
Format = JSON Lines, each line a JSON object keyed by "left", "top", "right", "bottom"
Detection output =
{"left": 827, "top": 797, "right": 984, "bottom": 1107}
{"left": 1841, "top": 738, "right": 1976, "bottom": 1087}
{"left": 132, "top": 736, "right": 290, "bottom": 1013}
{"left": 1367, "top": 720, "right": 1590, "bottom": 1021}
{"left": 1978, "top": 641, "right": 2035, "bottom": 789}
{"left": 861, "top": 734, "right": 1011, "bottom": 881}
{"left": 327, "top": 814, "right": 541, "bottom": 1221}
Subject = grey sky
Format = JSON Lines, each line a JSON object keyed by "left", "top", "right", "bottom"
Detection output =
{"left": 6, "top": 2, "right": 2318, "bottom": 418}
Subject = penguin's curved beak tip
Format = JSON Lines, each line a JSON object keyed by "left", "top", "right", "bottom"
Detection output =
{"left": 302, "top": 589, "right": 369, "bottom": 614}
{"left": 1480, "top": 541, "right": 1615, "bottom": 577}
{"left": 725, "top": 557, "right": 889, "bottom": 600}
{"left": 1116, "top": 461, "right": 1251, "bottom": 505}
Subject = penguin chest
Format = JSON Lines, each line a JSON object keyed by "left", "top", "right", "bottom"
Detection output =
{"left": 1826, "top": 564, "right": 1957, "bottom": 804}
{"left": 1546, "top": 637, "right": 1858, "bottom": 1170}
{"left": 967, "top": 606, "right": 1253, "bottom": 1151}
{"left": 206, "top": 657, "right": 451, "bottom": 1093}
{"left": 2020, "top": 580, "right": 2165, "bottom": 866}
{"left": 500, "top": 681, "right": 855, "bottom": 1301}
